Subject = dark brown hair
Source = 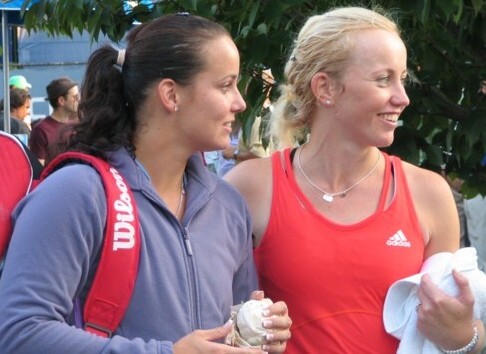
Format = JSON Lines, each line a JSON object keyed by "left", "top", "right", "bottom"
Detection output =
{"left": 70, "top": 14, "right": 229, "bottom": 157}
{"left": 9, "top": 88, "right": 31, "bottom": 110}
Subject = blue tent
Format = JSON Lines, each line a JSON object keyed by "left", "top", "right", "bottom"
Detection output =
{"left": 0, "top": 0, "right": 31, "bottom": 133}
{"left": 0, "top": 0, "right": 41, "bottom": 134}
{"left": 0, "top": 0, "right": 26, "bottom": 12}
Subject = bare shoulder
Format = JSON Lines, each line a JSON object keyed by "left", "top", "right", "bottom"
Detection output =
{"left": 224, "top": 156, "right": 273, "bottom": 197}
{"left": 400, "top": 160, "right": 451, "bottom": 200}
{"left": 224, "top": 155, "right": 274, "bottom": 240}
{"left": 400, "top": 160, "right": 459, "bottom": 255}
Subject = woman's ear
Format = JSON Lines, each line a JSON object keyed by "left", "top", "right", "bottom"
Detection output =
{"left": 156, "top": 78, "right": 179, "bottom": 113}
{"left": 311, "top": 72, "right": 334, "bottom": 107}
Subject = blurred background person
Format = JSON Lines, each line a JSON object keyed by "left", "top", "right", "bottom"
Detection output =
{"left": 29, "top": 77, "right": 79, "bottom": 164}
{"left": 0, "top": 88, "right": 32, "bottom": 144}
{"left": 8, "top": 75, "right": 32, "bottom": 91}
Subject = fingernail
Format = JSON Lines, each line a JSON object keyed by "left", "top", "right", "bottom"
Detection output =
{"left": 224, "top": 319, "right": 233, "bottom": 327}
{"left": 266, "top": 333, "right": 275, "bottom": 341}
{"left": 262, "top": 309, "right": 270, "bottom": 316}
{"left": 262, "top": 319, "right": 273, "bottom": 328}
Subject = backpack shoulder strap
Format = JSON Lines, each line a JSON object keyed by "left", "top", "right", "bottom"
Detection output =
{"left": 42, "top": 151, "right": 141, "bottom": 338}
{"left": 0, "top": 131, "right": 33, "bottom": 259}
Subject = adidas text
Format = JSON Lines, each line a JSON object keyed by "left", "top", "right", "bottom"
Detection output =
{"left": 386, "top": 230, "right": 411, "bottom": 248}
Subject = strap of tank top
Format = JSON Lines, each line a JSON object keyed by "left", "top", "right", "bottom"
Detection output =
{"left": 376, "top": 152, "right": 392, "bottom": 211}
{"left": 273, "top": 148, "right": 293, "bottom": 177}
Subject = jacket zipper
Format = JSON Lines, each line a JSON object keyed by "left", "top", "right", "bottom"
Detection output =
{"left": 182, "top": 227, "right": 193, "bottom": 256}
{"left": 180, "top": 225, "right": 199, "bottom": 330}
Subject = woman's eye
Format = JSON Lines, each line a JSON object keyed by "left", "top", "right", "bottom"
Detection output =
{"left": 377, "top": 76, "right": 390, "bottom": 85}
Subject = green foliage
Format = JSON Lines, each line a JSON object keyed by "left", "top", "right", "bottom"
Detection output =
{"left": 20, "top": 0, "right": 486, "bottom": 195}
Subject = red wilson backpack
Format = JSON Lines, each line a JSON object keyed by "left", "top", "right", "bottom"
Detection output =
{"left": 0, "top": 131, "right": 33, "bottom": 260}
{"left": 0, "top": 131, "right": 140, "bottom": 338}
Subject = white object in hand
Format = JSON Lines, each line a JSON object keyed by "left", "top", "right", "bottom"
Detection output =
{"left": 236, "top": 298, "right": 273, "bottom": 346}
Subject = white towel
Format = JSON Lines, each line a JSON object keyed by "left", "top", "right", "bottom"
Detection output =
{"left": 383, "top": 247, "right": 486, "bottom": 354}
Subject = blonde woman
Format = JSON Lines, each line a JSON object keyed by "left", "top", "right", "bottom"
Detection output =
{"left": 226, "top": 7, "right": 485, "bottom": 353}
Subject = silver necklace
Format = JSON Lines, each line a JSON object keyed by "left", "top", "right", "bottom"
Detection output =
{"left": 296, "top": 144, "right": 381, "bottom": 203}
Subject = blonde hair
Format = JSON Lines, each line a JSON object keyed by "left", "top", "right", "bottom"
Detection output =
{"left": 270, "top": 7, "right": 400, "bottom": 148}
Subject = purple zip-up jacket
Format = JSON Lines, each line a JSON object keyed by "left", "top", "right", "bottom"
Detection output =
{"left": 0, "top": 149, "right": 258, "bottom": 353}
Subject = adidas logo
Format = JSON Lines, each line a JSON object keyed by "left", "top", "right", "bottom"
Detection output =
{"left": 386, "top": 230, "right": 411, "bottom": 248}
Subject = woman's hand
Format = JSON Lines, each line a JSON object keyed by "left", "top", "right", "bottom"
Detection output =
{"left": 173, "top": 321, "right": 267, "bottom": 354}
{"left": 417, "top": 270, "right": 483, "bottom": 352}
{"left": 249, "top": 291, "right": 292, "bottom": 353}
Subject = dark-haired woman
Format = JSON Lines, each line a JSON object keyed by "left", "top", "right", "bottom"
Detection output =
{"left": 0, "top": 14, "right": 290, "bottom": 354}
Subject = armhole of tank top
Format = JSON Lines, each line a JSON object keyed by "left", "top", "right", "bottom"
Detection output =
{"left": 279, "top": 150, "right": 286, "bottom": 175}
{"left": 382, "top": 154, "right": 397, "bottom": 211}
{"left": 284, "top": 148, "right": 297, "bottom": 177}
{"left": 388, "top": 155, "right": 425, "bottom": 247}
{"left": 391, "top": 156, "right": 396, "bottom": 201}
{"left": 277, "top": 148, "right": 296, "bottom": 178}
{"left": 259, "top": 150, "right": 285, "bottom": 246}
{"left": 388, "top": 156, "right": 411, "bottom": 210}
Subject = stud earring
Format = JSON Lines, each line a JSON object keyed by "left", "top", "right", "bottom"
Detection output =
{"left": 174, "top": 105, "right": 179, "bottom": 112}
{"left": 325, "top": 100, "right": 332, "bottom": 106}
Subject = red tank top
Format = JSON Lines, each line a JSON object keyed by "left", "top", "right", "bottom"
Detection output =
{"left": 254, "top": 149, "right": 424, "bottom": 354}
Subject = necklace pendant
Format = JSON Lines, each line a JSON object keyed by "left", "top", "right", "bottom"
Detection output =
{"left": 322, "top": 194, "right": 334, "bottom": 203}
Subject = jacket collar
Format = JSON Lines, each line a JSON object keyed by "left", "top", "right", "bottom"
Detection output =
{"left": 107, "top": 148, "right": 219, "bottom": 206}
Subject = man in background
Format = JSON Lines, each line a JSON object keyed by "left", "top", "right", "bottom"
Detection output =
{"left": 9, "top": 75, "right": 33, "bottom": 128}
{"left": 0, "top": 88, "right": 32, "bottom": 145}
{"left": 29, "top": 77, "right": 79, "bottom": 165}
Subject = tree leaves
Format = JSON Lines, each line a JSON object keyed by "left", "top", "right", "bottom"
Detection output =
{"left": 19, "top": 0, "right": 486, "bottom": 195}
